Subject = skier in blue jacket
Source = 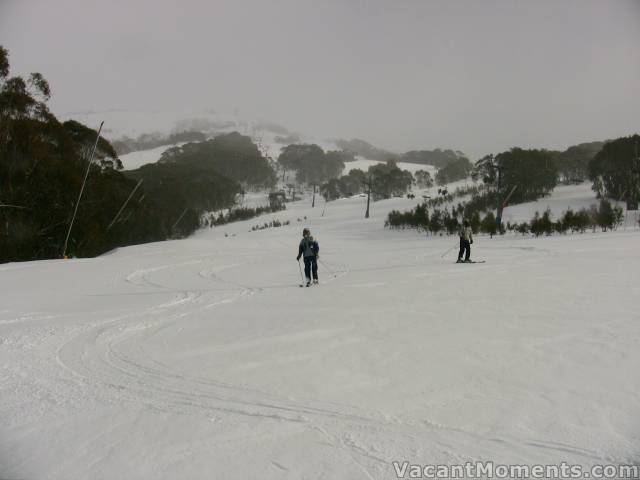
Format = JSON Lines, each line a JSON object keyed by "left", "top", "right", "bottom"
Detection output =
{"left": 296, "top": 228, "right": 319, "bottom": 286}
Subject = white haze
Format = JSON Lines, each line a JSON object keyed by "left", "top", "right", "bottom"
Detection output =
{"left": 1, "top": 0, "right": 639, "bottom": 157}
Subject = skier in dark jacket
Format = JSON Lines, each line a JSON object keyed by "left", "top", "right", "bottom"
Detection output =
{"left": 297, "top": 228, "right": 319, "bottom": 286}
{"left": 457, "top": 220, "right": 473, "bottom": 263}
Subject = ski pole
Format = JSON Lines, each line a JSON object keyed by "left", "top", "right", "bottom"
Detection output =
{"left": 318, "top": 258, "right": 337, "bottom": 277}
{"left": 440, "top": 244, "right": 456, "bottom": 258}
{"left": 297, "top": 259, "right": 305, "bottom": 286}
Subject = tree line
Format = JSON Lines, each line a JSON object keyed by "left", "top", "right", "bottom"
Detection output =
{"left": 509, "top": 200, "right": 625, "bottom": 236}
{"left": 589, "top": 134, "right": 640, "bottom": 209}
{"left": 318, "top": 161, "right": 419, "bottom": 202}
{"left": 331, "top": 137, "right": 617, "bottom": 200}
{"left": 157, "top": 131, "right": 277, "bottom": 189}
{"left": 400, "top": 149, "right": 467, "bottom": 169}
{"left": 0, "top": 46, "right": 277, "bottom": 263}
{"left": 386, "top": 198, "right": 626, "bottom": 237}
{"left": 385, "top": 135, "right": 638, "bottom": 236}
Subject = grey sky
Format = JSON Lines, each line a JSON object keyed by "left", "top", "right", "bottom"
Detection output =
{"left": 1, "top": 0, "right": 639, "bottom": 158}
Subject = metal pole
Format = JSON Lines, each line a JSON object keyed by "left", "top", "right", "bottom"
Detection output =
{"left": 106, "top": 179, "right": 143, "bottom": 231}
{"left": 0, "top": 204, "right": 31, "bottom": 210}
{"left": 502, "top": 185, "right": 518, "bottom": 209}
{"left": 62, "top": 121, "right": 103, "bottom": 258}
{"left": 496, "top": 165, "right": 502, "bottom": 227}
{"left": 171, "top": 207, "right": 189, "bottom": 232}
{"left": 365, "top": 174, "right": 372, "bottom": 218}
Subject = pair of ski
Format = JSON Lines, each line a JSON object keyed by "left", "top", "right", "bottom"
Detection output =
{"left": 299, "top": 281, "right": 319, "bottom": 288}
{"left": 456, "top": 260, "right": 486, "bottom": 264}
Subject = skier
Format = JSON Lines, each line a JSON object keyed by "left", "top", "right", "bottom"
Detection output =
{"left": 457, "top": 220, "right": 473, "bottom": 263}
{"left": 296, "top": 228, "right": 319, "bottom": 286}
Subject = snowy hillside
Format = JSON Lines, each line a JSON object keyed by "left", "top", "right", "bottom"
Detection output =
{"left": 62, "top": 108, "right": 345, "bottom": 170}
{"left": 344, "top": 156, "right": 437, "bottom": 176}
{"left": 118, "top": 143, "right": 186, "bottom": 170}
{"left": 60, "top": 109, "right": 247, "bottom": 141}
{"left": 63, "top": 109, "right": 440, "bottom": 173}
{"left": 1, "top": 183, "right": 638, "bottom": 480}
{"left": 502, "top": 183, "right": 635, "bottom": 225}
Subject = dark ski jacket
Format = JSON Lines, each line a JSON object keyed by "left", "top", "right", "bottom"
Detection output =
{"left": 298, "top": 236, "right": 319, "bottom": 258}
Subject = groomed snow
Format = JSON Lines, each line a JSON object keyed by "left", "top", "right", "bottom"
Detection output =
{"left": 1, "top": 185, "right": 638, "bottom": 479}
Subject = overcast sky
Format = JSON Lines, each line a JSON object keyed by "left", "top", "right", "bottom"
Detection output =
{"left": 1, "top": 0, "right": 639, "bottom": 158}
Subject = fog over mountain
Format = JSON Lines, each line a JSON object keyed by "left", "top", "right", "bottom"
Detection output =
{"left": 1, "top": 0, "right": 638, "bottom": 158}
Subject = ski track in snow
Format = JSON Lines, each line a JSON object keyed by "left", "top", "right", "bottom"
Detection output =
{"left": 55, "top": 257, "right": 383, "bottom": 431}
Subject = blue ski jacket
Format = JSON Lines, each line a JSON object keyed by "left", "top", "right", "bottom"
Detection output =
{"left": 298, "top": 236, "right": 319, "bottom": 259}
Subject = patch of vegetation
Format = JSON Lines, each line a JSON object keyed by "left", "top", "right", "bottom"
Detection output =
{"left": 204, "top": 203, "right": 286, "bottom": 227}
{"left": 277, "top": 144, "right": 345, "bottom": 187}
{"left": 334, "top": 138, "right": 399, "bottom": 162}
{"left": 589, "top": 134, "right": 640, "bottom": 208}
{"left": 400, "top": 149, "right": 467, "bottom": 168}
{"left": 159, "top": 132, "right": 277, "bottom": 189}
{"left": 251, "top": 219, "right": 290, "bottom": 231}
{"left": 112, "top": 130, "right": 207, "bottom": 155}
{"left": 435, "top": 157, "right": 473, "bottom": 185}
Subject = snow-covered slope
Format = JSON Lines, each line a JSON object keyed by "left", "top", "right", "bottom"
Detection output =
{"left": 66, "top": 109, "right": 351, "bottom": 170}
{"left": 343, "top": 156, "right": 437, "bottom": 176}
{"left": 118, "top": 143, "right": 186, "bottom": 170}
{"left": 501, "top": 183, "right": 630, "bottom": 224}
{"left": 1, "top": 185, "right": 638, "bottom": 479}
{"left": 63, "top": 109, "right": 437, "bottom": 172}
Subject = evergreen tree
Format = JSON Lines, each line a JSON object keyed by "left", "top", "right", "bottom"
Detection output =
{"left": 588, "top": 134, "right": 640, "bottom": 207}
{"left": 554, "top": 141, "right": 604, "bottom": 184}
{"left": 530, "top": 209, "right": 554, "bottom": 236}
{"left": 277, "top": 144, "right": 344, "bottom": 188}
{"left": 161, "top": 132, "right": 276, "bottom": 189}
{"left": 594, "top": 199, "right": 623, "bottom": 231}
{"left": 469, "top": 211, "right": 482, "bottom": 234}
{"left": 414, "top": 170, "right": 434, "bottom": 189}
{"left": 369, "top": 161, "right": 413, "bottom": 199}
{"left": 435, "top": 157, "right": 473, "bottom": 185}
{"left": 481, "top": 211, "right": 498, "bottom": 236}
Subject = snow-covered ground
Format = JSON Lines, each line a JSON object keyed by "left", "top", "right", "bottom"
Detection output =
{"left": 501, "top": 183, "right": 634, "bottom": 225}
{"left": 343, "top": 156, "right": 437, "bottom": 176}
{"left": 118, "top": 143, "right": 186, "bottom": 170}
{"left": 236, "top": 192, "right": 270, "bottom": 209}
{"left": 1, "top": 185, "right": 639, "bottom": 480}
